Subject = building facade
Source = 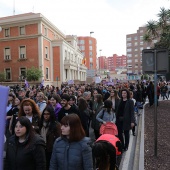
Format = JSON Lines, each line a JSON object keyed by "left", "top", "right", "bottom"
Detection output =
{"left": 77, "top": 36, "right": 97, "bottom": 70}
{"left": 107, "top": 54, "right": 127, "bottom": 71}
{"left": 0, "top": 13, "right": 87, "bottom": 86}
{"left": 126, "top": 26, "right": 154, "bottom": 78}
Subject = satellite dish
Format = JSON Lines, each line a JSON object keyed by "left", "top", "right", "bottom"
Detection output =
{"left": 0, "top": 27, "right": 2, "bottom": 32}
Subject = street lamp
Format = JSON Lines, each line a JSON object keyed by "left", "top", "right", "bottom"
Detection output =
{"left": 99, "top": 49, "right": 102, "bottom": 76}
{"left": 90, "top": 31, "right": 94, "bottom": 37}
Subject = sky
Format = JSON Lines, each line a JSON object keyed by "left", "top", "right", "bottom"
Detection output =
{"left": 0, "top": 0, "right": 170, "bottom": 57}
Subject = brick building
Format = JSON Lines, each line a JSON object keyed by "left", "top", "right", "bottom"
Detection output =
{"left": 107, "top": 54, "right": 127, "bottom": 71}
{"left": 126, "top": 26, "right": 154, "bottom": 77}
{"left": 77, "top": 36, "right": 97, "bottom": 70}
{"left": 0, "top": 13, "right": 87, "bottom": 86}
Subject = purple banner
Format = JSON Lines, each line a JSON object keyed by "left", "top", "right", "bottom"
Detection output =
{"left": 0, "top": 86, "right": 9, "bottom": 170}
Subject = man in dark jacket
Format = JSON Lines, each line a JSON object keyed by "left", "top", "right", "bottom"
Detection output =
{"left": 58, "top": 94, "right": 79, "bottom": 122}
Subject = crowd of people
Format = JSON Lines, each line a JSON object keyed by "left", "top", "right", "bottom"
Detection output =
{"left": 3, "top": 80, "right": 169, "bottom": 170}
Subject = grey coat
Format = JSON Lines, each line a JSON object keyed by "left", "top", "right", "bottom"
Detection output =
{"left": 50, "top": 137, "right": 93, "bottom": 170}
{"left": 91, "top": 102, "right": 104, "bottom": 130}
{"left": 116, "top": 99, "right": 135, "bottom": 130}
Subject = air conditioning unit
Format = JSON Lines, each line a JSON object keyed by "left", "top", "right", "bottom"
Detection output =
{"left": 20, "top": 54, "right": 25, "bottom": 59}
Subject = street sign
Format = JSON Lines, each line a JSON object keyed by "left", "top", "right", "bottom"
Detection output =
{"left": 142, "top": 49, "right": 169, "bottom": 74}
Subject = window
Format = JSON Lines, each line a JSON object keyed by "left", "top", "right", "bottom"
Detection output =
{"left": 127, "top": 37, "right": 131, "bottom": 41}
{"left": 127, "top": 59, "right": 132, "bottom": 63}
{"left": 44, "top": 27, "right": 47, "bottom": 36}
{"left": 45, "top": 47, "right": 48, "bottom": 58}
{"left": 65, "top": 50, "right": 67, "bottom": 60}
{"left": 20, "top": 26, "right": 25, "bottom": 35}
{"left": 5, "top": 68, "right": 11, "bottom": 80}
{"left": 79, "top": 40, "right": 84, "bottom": 44}
{"left": 140, "top": 47, "right": 143, "bottom": 51}
{"left": 90, "top": 63, "right": 93, "bottom": 69}
{"left": 135, "top": 54, "right": 138, "bottom": 57}
{"left": 45, "top": 67, "right": 49, "bottom": 79}
{"left": 89, "top": 46, "right": 92, "bottom": 50}
{"left": 90, "top": 58, "right": 93, "bottom": 62}
{"left": 127, "top": 43, "right": 131, "bottom": 47}
{"left": 140, "top": 36, "right": 143, "bottom": 40}
{"left": 134, "top": 42, "right": 138, "bottom": 46}
{"left": 4, "top": 48, "right": 11, "bottom": 60}
{"left": 20, "top": 46, "right": 26, "bottom": 59}
{"left": 20, "top": 68, "right": 26, "bottom": 79}
{"left": 140, "top": 42, "right": 143, "bottom": 45}
{"left": 5, "top": 28, "right": 10, "bottom": 37}
{"left": 135, "top": 48, "right": 138, "bottom": 51}
{"left": 82, "top": 52, "right": 85, "bottom": 57}
{"left": 127, "top": 54, "right": 132, "bottom": 58}
{"left": 127, "top": 48, "right": 132, "bottom": 52}
{"left": 140, "top": 30, "right": 143, "bottom": 33}
{"left": 134, "top": 36, "right": 138, "bottom": 40}
{"left": 135, "top": 59, "right": 138, "bottom": 62}
{"left": 89, "top": 40, "right": 92, "bottom": 44}
{"left": 89, "top": 51, "right": 92, "bottom": 56}
{"left": 147, "top": 47, "right": 150, "bottom": 49}
{"left": 79, "top": 46, "right": 85, "bottom": 50}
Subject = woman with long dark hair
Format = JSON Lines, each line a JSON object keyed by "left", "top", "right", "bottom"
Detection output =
{"left": 40, "top": 106, "right": 61, "bottom": 170}
{"left": 91, "top": 94, "right": 104, "bottom": 139}
{"left": 116, "top": 89, "right": 135, "bottom": 151}
{"left": 107, "top": 89, "right": 120, "bottom": 112}
{"left": 50, "top": 114, "right": 93, "bottom": 170}
{"left": 49, "top": 94, "right": 62, "bottom": 120}
{"left": 96, "top": 100, "right": 116, "bottom": 125}
{"left": 78, "top": 97, "right": 91, "bottom": 137}
{"left": 5, "top": 116, "right": 46, "bottom": 170}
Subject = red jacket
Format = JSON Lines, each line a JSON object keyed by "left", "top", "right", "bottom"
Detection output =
{"left": 96, "top": 134, "right": 122, "bottom": 155}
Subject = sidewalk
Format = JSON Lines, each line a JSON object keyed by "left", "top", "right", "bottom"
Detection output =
{"left": 119, "top": 108, "right": 143, "bottom": 170}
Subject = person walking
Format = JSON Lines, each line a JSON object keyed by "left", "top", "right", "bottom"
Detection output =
{"left": 5, "top": 116, "right": 46, "bottom": 170}
{"left": 116, "top": 89, "right": 135, "bottom": 151}
{"left": 91, "top": 94, "right": 104, "bottom": 139}
{"left": 50, "top": 114, "right": 93, "bottom": 170}
{"left": 40, "top": 106, "right": 61, "bottom": 170}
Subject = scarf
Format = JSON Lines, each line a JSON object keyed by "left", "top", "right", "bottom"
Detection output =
{"left": 40, "top": 121, "right": 49, "bottom": 143}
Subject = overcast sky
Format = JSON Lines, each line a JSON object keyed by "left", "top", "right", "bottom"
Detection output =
{"left": 0, "top": 0, "right": 170, "bottom": 57}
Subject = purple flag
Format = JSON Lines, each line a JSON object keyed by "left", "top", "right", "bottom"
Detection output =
{"left": 0, "top": 85, "right": 9, "bottom": 170}
{"left": 40, "top": 79, "right": 44, "bottom": 88}
{"left": 24, "top": 79, "right": 29, "bottom": 88}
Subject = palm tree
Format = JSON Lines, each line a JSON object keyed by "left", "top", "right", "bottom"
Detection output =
{"left": 144, "top": 7, "right": 170, "bottom": 50}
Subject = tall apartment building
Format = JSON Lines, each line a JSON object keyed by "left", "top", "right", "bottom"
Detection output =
{"left": 0, "top": 13, "right": 87, "bottom": 86}
{"left": 126, "top": 27, "right": 153, "bottom": 77}
{"left": 77, "top": 36, "right": 97, "bottom": 70}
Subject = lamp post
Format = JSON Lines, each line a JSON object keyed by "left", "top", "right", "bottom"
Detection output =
{"left": 99, "top": 49, "right": 102, "bottom": 76}
{"left": 90, "top": 31, "right": 94, "bottom": 37}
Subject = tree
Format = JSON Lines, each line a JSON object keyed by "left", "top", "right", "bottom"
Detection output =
{"left": 143, "top": 7, "right": 170, "bottom": 49}
{"left": 26, "top": 67, "right": 42, "bottom": 81}
{"left": 0, "top": 71, "right": 5, "bottom": 82}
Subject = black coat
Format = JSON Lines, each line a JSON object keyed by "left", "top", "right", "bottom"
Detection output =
{"left": 5, "top": 134, "right": 46, "bottom": 170}
{"left": 116, "top": 99, "right": 135, "bottom": 130}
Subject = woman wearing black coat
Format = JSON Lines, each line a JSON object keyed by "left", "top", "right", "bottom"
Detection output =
{"left": 5, "top": 116, "right": 46, "bottom": 170}
{"left": 40, "top": 106, "right": 61, "bottom": 170}
{"left": 116, "top": 89, "right": 135, "bottom": 151}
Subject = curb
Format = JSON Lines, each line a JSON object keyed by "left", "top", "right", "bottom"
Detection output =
{"left": 119, "top": 108, "right": 144, "bottom": 170}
